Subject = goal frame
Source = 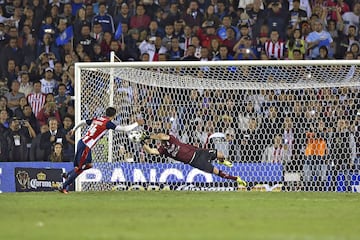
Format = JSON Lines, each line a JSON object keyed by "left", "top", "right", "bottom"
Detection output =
{"left": 74, "top": 59, "right": 360, "bottom": 192}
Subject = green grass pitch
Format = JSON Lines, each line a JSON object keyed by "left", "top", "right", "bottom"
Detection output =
{"left": 0, "top": 191, "right": 359, "bottom": 240}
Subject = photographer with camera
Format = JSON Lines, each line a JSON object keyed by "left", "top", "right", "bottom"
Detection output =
{"left": 4, "top": 117, "right": 36, "bottom": 161}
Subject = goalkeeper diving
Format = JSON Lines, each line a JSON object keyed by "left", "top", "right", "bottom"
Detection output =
{"left": 139, "top": 131, "right": 247, "bottom": 187}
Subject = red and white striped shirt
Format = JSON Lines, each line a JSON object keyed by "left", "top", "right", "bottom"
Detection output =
{"left": 265, "top": 40, "right": 285, "bottom": 59}
{"left": 82, "top": 117, "right": 113, "bottom": 148}
{"left": 27, "top": 92, "right": 46, "bottom": 118}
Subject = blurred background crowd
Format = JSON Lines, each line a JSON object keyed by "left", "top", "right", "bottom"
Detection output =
{"left": 0, "top": 0, "right": 359, "bottom": 173}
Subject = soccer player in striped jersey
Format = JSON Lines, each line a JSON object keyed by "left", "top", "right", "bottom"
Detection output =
{"left": 59, "top": 107, "right": 144, "bottom": 194}
{"left": 141, "top": 132, "right": 247, "bottom": 187}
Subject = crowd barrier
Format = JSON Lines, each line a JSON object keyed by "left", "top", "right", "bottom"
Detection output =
{"left": 1, "top": 162, "right": 359, "bottom": 192}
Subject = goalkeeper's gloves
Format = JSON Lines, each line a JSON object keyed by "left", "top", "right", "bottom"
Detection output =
{"left": 140, "top": 131, "right": 150, "bottom": 145}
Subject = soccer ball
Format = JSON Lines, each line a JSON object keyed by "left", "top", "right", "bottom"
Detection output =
{"left": 128, "top": 130, "right": 143, "bottom": 143}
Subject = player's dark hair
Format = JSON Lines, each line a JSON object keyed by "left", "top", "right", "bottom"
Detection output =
{"left": 106, "top": 107, "right": 116, "bottom": 117}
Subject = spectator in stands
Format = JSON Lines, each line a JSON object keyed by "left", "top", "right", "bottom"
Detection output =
{"left": 291, "top": 48, "right": 304, "bottom": 59}
{"left": 0, "top": 95, "right": 12, "bottom": 118}
{"left": 167, "top": 37, "right": 184, "bottom": 61}
{"left": 190, "top": 35, "right": 202, "bottom": 58}
{"left": 74, "top": 24, "right": 96, "bottom": 58}
{"left": 37, "top": 33, "right": 60, "bottom": 60}
{"left": 85, "top": 4, "right": 95, "bottom": 22}
{"left": 100, "top": 31, "right": 112, "bottom": 57}
{"left": 2, "top": 59, "right": 17, "bottom": 90}
{"left": 340, "top": 2, "right": 360, "bottom": 35}
{"left": 217, "top": 15, "right": 237, "bottom": 41}
{"left": 48, "top": 5, "right": 60, "bottom": 29}
{"left": 37, "top": 93, "right": 61, "bottom": 126}
{"left": 18, "top": 72, "right": 33, "bottom": 97}
{"left": 264, "top": 0, "right": 290, "bottom": 41}
{"left": 123, "top": 28, "right": 141, "bottom": 61}
{"left": 0, "top": 117, "right": 8, "bottom": 160}
{"left": 52, "top": 62, "right": 64, "bottom": 83}
{"left": 115, "top": 3, "right": 132, "bottom": 27}
{"left": 316, "top": 45, "right": 331, "bottom": 59}
{"left": 289, "top": 0, "right": 308, "bottom": 30}
{"left": 336, "top": 24, "right": 357, "bottom": 59}
{"left": 222, "top": 27, "right": 237, "bottom": 55}
{"left": 240, "top": 117, "right": 262, "bottom": 162}
{"left": 59, "top": 3, "right": 74, "bottom": 26}
{"left": 163, "top": 2, "right": 181, "bottom": 28}
{"left": 74, "top": 43, "right": 87, "bottom": 61}
{"left": 330, "top": 118, "right": 352, "bottom": 191}
{"left": 27, "top": 80, "right": 46, "bottom": 119}
{"left": 5, "top": 116, "right": 36, "bottom": 162}
{"left": 20, "top": 103, "right": 40, "bottom": 135}
{"left": 209, "top": 38, "right": 221, "bottom": 59}
{"left": 173, "top": 19, "right": 184, "bottom": 39}
{"left": 40, "top": 117, "right": 68, "bottom": 161}
{"left": 92, "top": 3, "right": 114, "bottom": 34}
{"left": 40, "top": 67, "right": 57, "bottom": 94}
{"left": 286, "top": 28, "right": 306, "bottom": 59}
{"left": 130, "top": 4, "right": 151, "bottom": 31}
{"left": 150, "top": 36, "right": 167, "bottom": 61}
{"left": 13, "top": 96, "right": 27, "bottom": 119}
{"left": 73, "top": 7, "right": 91, "bottom": 41}
{"left": 91, "top": 43, "right": 106, "bottom": 62}
{"left": 2, "top": 37, "right": 23, "bottom": 77}
{"left": 214, "top": 45, "right": 234, "bottom": 60}
{"left": 327, "top": 0, "right": 349, "bottom": 21}
{"left": 48, "top": 142, "right": 66, "bottom": 162}
{"left": 55, "top": 83, "right": 71, "bottom": 119}
{"left": 148, "top": 20, "right": 164, "bottom": 39}
{"left": 29, "top": 123, "right": 49, "bottom": 161}
{"left": 64, "top": 65, "right": 75, "bottom": 96}
{"left": 264, "top": 29, "right": 286, "bottom": 59}
{"left": 162, "top": 23, "right": 175, "bottom": 50}
{"left": 182, "top": 44, "right": 198, "bottom": 61}
{"left": 38, "top": 15, "right": 56, "bottom": 41}
{"left": 111, "top": 2, "right": 129, "bottom": 27}
{"left": 62, "top": 114, "right": 75, "bottom": 161}
{"left": 197, "top": 21, "right": 221, "bottom": 49}
{"left": 90, "top": 21, "right": 103, "bottom": 45}
{"left": 183, "top": 0, "right": 204, "bottom": 28}
{"left": 349, "top": 42, "right": 360, "bottom": 58}
{"left": 234, "top": 35, "right": 257, "bottom": 60}
{"left": 306, "top": 19, "right": 333, "bottom": 59}
{"left": 203, "top": 5, "right": 221, "bottom": 31}
{"left": 139, "top": 35, "right": 157, "bottom": 61}
{"left": 260, "top": 105, "right": 284, "bottom": 145}
{"left": 262, "top": 134, "right": 289, "bottom": 163}
{"left": 5, "top": 80, "right": 25, "bottom": 114}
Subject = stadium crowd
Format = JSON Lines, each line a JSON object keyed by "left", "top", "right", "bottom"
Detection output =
{"left": 0, "top": 0, "right": 359, "bottom": 191}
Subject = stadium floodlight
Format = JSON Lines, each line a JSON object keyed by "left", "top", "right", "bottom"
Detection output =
{"left": 74, "top": 60, "right": 360, "bottom": 192}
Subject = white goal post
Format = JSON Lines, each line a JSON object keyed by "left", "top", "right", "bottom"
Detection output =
{"left": 74, "top": 60, "right": 360, "bottom": 192}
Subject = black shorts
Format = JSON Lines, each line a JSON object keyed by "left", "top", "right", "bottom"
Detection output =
{"left": 189, "top": 149, "right": 217, "bottom": 173}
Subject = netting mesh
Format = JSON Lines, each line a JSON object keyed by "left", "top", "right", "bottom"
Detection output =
{"left": 77, "top": 61, "right": 360, "bottom": 192}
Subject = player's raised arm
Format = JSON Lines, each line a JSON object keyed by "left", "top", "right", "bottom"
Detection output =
{"left": 69, "top": 120, "right": 89, "bottom": 136}
{"left": 114, "top": 118, "right": 144, "bottom": 132}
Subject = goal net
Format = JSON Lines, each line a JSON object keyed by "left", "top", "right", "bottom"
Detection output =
{"left": 75, "top": 60, "right": 360, "bottom": 192}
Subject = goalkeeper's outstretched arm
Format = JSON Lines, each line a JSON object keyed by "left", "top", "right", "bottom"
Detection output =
{"left": 143, "top": 144, "right": 160, "bottom": 155}
{"left": 148, "top": 133, "right": 170, "bottom": 141}
{"left": 141, "top": 132, "right": 168, "bottom": 155}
